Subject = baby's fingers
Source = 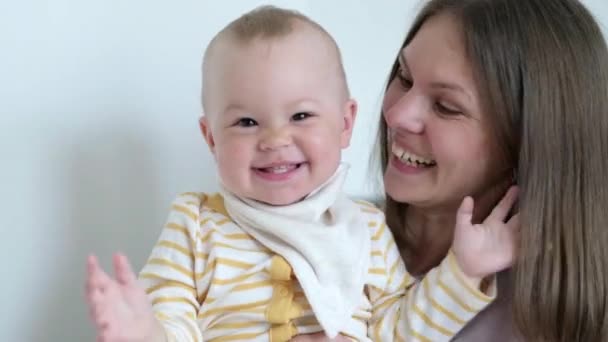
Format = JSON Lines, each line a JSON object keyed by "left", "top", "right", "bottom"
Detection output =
{"left": 456, "top": 196, "right": 475, "bottom": 229}
{"left": 487, "top": 186, "right": 519, "bottom": 223}
{"left": 86, "top": 255, "right": 113, "bottom": 294}
{"left": 113, "top": 253, "right": 137, "bottom": 286}
{"left": 506, "top": 212, "right": 521, "bottom": 232}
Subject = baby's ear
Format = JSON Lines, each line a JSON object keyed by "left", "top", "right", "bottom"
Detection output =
{"left": 199, "top": 115, "right": 216, "bottom": 154}
{"left": 340, "top": 99, "right": 358, "bottom": 148}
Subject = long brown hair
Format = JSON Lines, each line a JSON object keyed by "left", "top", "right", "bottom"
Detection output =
{"left": 377, "top": 0, "right": 608, "bottom": 340}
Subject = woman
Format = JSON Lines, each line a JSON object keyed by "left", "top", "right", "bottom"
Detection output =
{"left": 295, "top": 0, "right": 608, "bottom": 340}
{"left": 382, "top": 0, "right": 608, "bottom": 340}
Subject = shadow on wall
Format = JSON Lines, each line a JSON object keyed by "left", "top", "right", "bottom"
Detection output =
{"left": 29, "top": 123, "right": 167, "bottom": 341}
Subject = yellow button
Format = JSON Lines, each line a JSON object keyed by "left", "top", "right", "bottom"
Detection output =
{"left": 269, "top": 255, "right": 293, "bottom": 280}
{"left": 278, "top": 285, "right": 290, "bottom": 297}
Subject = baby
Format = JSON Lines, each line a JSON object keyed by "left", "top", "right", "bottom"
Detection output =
{"left": 85, "top": 6, "right": 518, "bottom": 342}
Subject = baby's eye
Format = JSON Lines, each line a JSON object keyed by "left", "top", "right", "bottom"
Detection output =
{"left": 292, "top": 112, "right": 312, "bottom": 121}
{"left": 235, "top": 118, "right": 258, "bottom": 127}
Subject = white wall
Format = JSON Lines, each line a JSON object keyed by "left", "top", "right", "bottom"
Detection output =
{"left": 1, "top": 1, "right": 606, "bottom": 341}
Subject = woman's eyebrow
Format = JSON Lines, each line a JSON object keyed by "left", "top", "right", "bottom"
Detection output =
{"left": 400, "top": 49, "right": 472, "bottom": 102}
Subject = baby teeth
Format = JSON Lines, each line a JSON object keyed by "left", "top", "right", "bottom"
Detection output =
{"left": 270, "top": 166, "right": 289, "bottom": 174}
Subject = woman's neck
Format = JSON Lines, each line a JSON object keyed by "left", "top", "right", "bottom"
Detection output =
{"left": 404, "top": 205, "right": 457, "bottom": 275}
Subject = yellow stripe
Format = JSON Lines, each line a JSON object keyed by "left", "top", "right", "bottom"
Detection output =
{"left": 210, "top": 241, "right": 270, "bottom": 254}
{"left": 195, "top": 252, "right": 208, "bottom": 260}
{"left": 172, "top": 204, "right": 198, "bottom": 222}
{"left": 396, "top": 271, "right": 414, "bottom": 291}
{"left": 140, "top": 272, "right": 169, "bottom": 281}
{"left": 371, "top": 250, "right": 383, "bottom": 257}
{"left": 146, "top": 281, "right": 196, "bottom": 297}
{"left": 151, "top": 296, "right": 197, "bottom": 308}
{"left": 148, "top": 258, "right": 192, "bottom": 278}
{"left": 195, "top": 257, "right": 256, "bottom": 281}
{"left": 199, "top": 217, "right": 233, "bottom": 227}
{"left": 159, "top": 313, "right": 200, "bottom": 342}
{"left": 361, "top": 207, "right": 380, "bottom": 214}
{"left": 210, "top": 321, "right": 262, "bottom": 330}
{"left": 438, "top": 279, "right": 476, "bottom": 313}
{"left": 199, "top": 217, "right": 213, "bottom": 226}
{"left": 211, "top": 331, "right": 266, "bottom": 341}
{"left": 166, "top": 222, "right": 188, "bottom": 234}
{"left": 223, "top": 233, "right": 253, "bottom": 240}
{"left": 393, "top": 310, "right": 406, "bottom": 342}
{"left": 195, "top": 262, "right": 214, "bottom": 281}
{"left": 157, "top": 240, "right": 193, "bottom": 260}
{"left": 353, "top": 314, "right": 368, "bottom": 321}
{"left": 369, "top": 268, "right": 387, "bottom": 275}
{"left": 209, "top": 271, "right": 259, "bottom": 285}
{"left": 216, "top": 218, "right": 231, "bottom": 226}
{"left": 216, "top": 258, "right": 255, "bottom": 269}
{"left": 412, "top": 305, "right": 454, "bottom": 336}
{"left": 388, "top": 257, "right": 401, "bottom": 286}
{"left": 181, "top": 192, "right": 205, "bottom": 200}
{"left": 408, "top": 328, "right": 432, "bottom": 342}
{"left": 233, "top": 280, "right": 273, "bottom": 291}
{"left": 368, "top": 221, "right": 378, "bottom": 227}
{"left": 374, "top": 296, "right": 400, "bottom": 313}
{"left": 372, "top": 223, "right": 387, "bottom": 241}
{"left": 182, "top": 317, "right": 201, "bottom": 342}
{"left": 198, "top": 299, "right": 271, "bottom": 318}
{"left": 199, "top": 229, "right": 255, "bottom": 244}
{"left": 374, "top": 303, "right": 386, "bottom": 341}
{"left": 423, "top": 276, "right": 465, "bottom": 325}
{"left": 200, "top": 229, "right": 214, "bottom": 243}
{"left": 355, "top": 200, "right": 377, "bottom": 208}
{"left": 448, "top": 252, "right": 491, "bottom": 303}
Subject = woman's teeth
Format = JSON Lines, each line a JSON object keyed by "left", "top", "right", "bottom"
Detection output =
{"left": 392, "top": 144, "right": 436, "bottom": 167}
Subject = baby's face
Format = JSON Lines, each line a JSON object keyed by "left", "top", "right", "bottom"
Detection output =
{"left": 201, "top": 27, "right": 356, "bottom": 205}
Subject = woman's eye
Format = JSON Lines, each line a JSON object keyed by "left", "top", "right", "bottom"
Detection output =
{"left": 236, "top": 118, "right": 258, "bottom": 127}
{"left": 435, "top": 101, "right": 462, "bottom": 116}
{"left": 292, "top": 112, "right": 312, "bottom": 121}
{"left": 396, "top": 72, "right": 413, "bottom": 90}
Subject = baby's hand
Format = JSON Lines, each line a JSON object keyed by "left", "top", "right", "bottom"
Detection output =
{"left": 452, "top": 186, "right": 520, "bottom": 280}
{"left": 85, "top": 253, "right": 164, "bottom": 342}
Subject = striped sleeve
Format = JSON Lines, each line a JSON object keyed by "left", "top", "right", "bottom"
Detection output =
{"left": 367, "top": 213, "right": 496, "bottom": 342}
{"left": 138, "top": 193, "right": 207, "bottom": 342}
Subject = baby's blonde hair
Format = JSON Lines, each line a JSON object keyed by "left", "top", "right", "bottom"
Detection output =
{"left": 201, "top": 5, "right": 349, "bottom": 111}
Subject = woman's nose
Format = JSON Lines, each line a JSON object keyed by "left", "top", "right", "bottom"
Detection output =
{"left": 384, "top": 92, "right": 426, "bottom": 134}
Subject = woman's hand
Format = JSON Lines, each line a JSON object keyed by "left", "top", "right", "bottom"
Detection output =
{"left": 289, "top": 332, "right": 351, "bottom": 342}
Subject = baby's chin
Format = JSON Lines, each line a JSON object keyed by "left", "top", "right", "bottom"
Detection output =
{"left": 249, "top": 192, "right": 309, "bottom": 207}
{"left": 230, "top": 186, "right": 313, "bottom": 207}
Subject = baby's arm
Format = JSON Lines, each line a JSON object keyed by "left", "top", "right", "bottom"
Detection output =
{"left": 368, "top": 186, "right": 519, "bottom": 341}
{"left": 86, "top": 194, "right": 207, "bottom": 342}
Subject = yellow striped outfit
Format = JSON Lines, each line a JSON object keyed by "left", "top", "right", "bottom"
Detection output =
{"left": 139, "top": 192, "right": 494, "bottom": 341}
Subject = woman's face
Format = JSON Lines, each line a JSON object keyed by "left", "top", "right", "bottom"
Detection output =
{"left": 383, "top": 13, "right": 505, "bottom": 211}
